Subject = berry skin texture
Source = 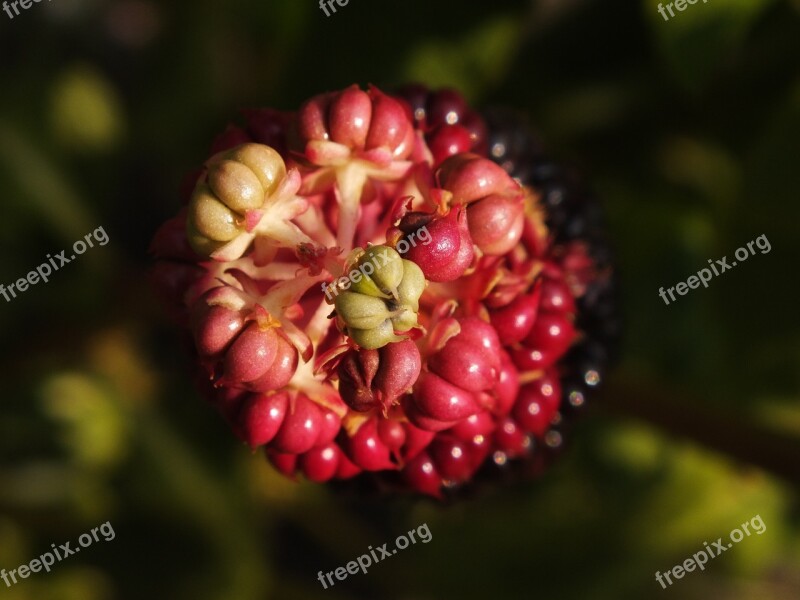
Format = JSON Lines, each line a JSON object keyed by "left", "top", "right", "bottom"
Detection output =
{"left": 237, "top": 392, "right": 288, "bottom": 448}
{"left": 151, "top": 83, "right": 617, "bottom": 498}
{"left": 401, "top": 208, "right": 474, "bottom": 283}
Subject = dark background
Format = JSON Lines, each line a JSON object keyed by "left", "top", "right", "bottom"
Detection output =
{"left": 1, "top": 0, "right": 799, "bottom": 598}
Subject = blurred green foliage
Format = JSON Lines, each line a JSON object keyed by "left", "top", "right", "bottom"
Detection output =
{"left": 0, "top": 0, "right": 799, "bottom": 598}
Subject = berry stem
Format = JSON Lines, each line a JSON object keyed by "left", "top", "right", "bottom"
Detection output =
{"left": 335, "top": 163, "right": 368, "bottom": 253}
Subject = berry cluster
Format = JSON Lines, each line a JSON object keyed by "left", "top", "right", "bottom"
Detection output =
{"left": 150, "top": 85, "right": 619, "bottom": 498}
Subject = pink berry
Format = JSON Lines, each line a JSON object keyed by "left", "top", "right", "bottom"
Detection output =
{"left": 402, "top": 394, "right": 459, "bottom": 432}
{"left": 193, "top": 305, "right": 245, "bottom": 358}
{"left": 316, "top": 406, "right": 342, "bottom": 447}
{"left": 437, "top": 153, "right": 519, "bottom": 205}
{"left": 237, "top": 391, "right": 288, "bottom": 447}
{"left": 335, "top": 452, "right": 362, "bottom": 479}
{"left": 512, "top": 311, "right": 576, "bottom": 371}
{"left": 411, "top": 372, "right": 482, "bottom": 422}
{"left": 270, "top": 394, "right": 322, "bottom": 454}
{"left": 466, "top": 194, "right": 524, "bottom": 256}
{"left": 223, "top": 323, "right": 280, "bottom": 384}
{"left": 247, "top": 332, "right": 298, "bottom": 392}
{"left": 377, "top": 418, "right": 407, "bottom": 453}
{"left": 428, "top": 337, "right": 497, "bottom": 392}
{"left": 513, "top": 375, "right": 561, "bottom": 437}
{"left": 428, "top": 124, "right": 474, "bottom": 165}
{"left": 426, "top": 89, "right": 468, "bottom": 128}
{"left": 373, "top": 340, "right": 422, "bottom": 408}
{"left": 448, "top": 411, "right": 495, "bottom": 442}
{"left": 267, "top": 451, "right": 298, "bottom": 478}
{"left": 400, "top": 422, "right": 436, "bottom": 461}
{"left": 300, "top": 443, "right": 342, "bottom": 483}
{"left": 344, "top": 417, "right": 395, "bottom": 471}
{"left": 489, "top": 293, "right": 539, "bottom": 345}
{"left": 494, "top": 417, "right": 530, "bottom": 458}
{"left": 402, "top": 451, "right": 443, "bottom": 498}
{"left": 493, "top": 353, "right": 520, "bottom": 417}
{"left": 430, "top": 436, "right": 475, "bottom": 482}
{"left": 454, "top": 317, "right": 502, "bottom": 370}
{"left": 540, "top": 277, "right": 576, "bottom": 314}
{"left": 402, "top": 208, "right": 473, "bottom": 283}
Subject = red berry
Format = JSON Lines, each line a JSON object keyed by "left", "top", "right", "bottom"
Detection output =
{"left": 489, "top": 293, "right": 539, "bottom": 345}
{"left": 223, "top": 324, "right": 280, "bottom": 384}
{"left": 455, "top": 317, "right": 502, "bottom": 370}
{"left": 193, "top": 305, "right": 245, "bottom": 358}
{"left": 427, "top": 89, "right": 468, "bottom": 128}
{"left": 403, "top": 208, "right": 473, "bottom": 283}
{"left": 373, "top": 340, "right": 422, "bottom": 408}
{"left": 513, "top": 375, "right": 561, "bottom": 437}
{"left": 400, "top": 422, "right": 436, "bottom": 461}
{"left": 267, "top": 451, "right": 298, "bottom": 478}
{"left": 540, "top": 277, "right": 576, "bottom": 314}
{"left": 428, "top": 124, "right": 474, "bottom": 164}
{"left": 377, "top": 418, "right": 407, "bottom": 453}
{"left": 493, "top": 353, "right": 520, "bottom": 417}
{"left": 316, "top": 406, "right": 342, "bottom": 446}
{"left": 237, "top": 391, "right": 288, "bottom": 447}
{"left": 466, "top": 194, "right": 524, "bottom": 256}
{"left": 411, "top": 372, "right": 482, "bottom": 422}
{"left": 271, "top": 394, "right": 322, "bottom": 454}
{"left": 300, "top": 443, "right": 341, "bottom": 482}
{"left": 438, "top": 153, "right": 519, "bottom": 205}
{"left": 430, "top": 436, "right": 475, "bottom": 482}
{"left": 402, "top": 451, "right": 443, "bottom": 498}
{"left": 515, "top": 311, "right": 576, "bottom": 370}
{"left": 428, "top": 337, "right": 497, "bottom": 392}
{"left": 246, "top": 332, "right": 298, "bottom": 392}
{"left": 448, "top": 411, "right": 495, "bottom": 442}
{"left": 335, "top": 452, "right": 362, "bottom": 479}
{"left": 494, "top": 416, "right": 530, "bottom": 458}
{"left": 402, "top": 394, "right": 459, "bottom": 432}
{"left": 344, "top": 417, "right": 396, "bottom": 471}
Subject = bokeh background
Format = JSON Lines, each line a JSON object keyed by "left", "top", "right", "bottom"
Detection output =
{"left": 1, "top": 0, "right": 799, "bottom": 598}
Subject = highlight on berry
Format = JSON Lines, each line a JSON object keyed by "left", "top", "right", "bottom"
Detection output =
{"left": 150, "top": 84, "right": 619, "bottom": 498}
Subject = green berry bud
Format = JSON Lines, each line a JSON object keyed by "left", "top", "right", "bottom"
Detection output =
{"left": 350, "top": 245, "right": 404, "bottom": 299}
{"left": 186, "top": 220, "right": 226, "bottom": 256}
{"left": 334, "top": 292, "right": 399, "bottom": 331}
{"left": 207, "top": 159, "right": 265, "bottom": 213}
{"left": 189, "top": 184, "right": 241, "bottom": 242}
{"left": 223, "top": 144, "right": 286, "bottom": 196}
{"left": 348, "top": 269, "right": 387, "bottom": 298}
{"left": 396, "top": 259, "right": 425, "bottom": 312}
{"left": 348, "top": 320, "right": 405, "bottom": 350}
{"left": 391, "top": 308, "right": 418, "bottom": 332}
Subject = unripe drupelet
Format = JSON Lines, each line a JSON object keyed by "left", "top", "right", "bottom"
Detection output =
{"left": 188, "top": 143, "right": 290, "bottom": 257}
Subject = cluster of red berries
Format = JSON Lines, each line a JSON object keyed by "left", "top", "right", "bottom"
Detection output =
{"left": 150, "top": 84, "right": 619, "bottom": 498}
